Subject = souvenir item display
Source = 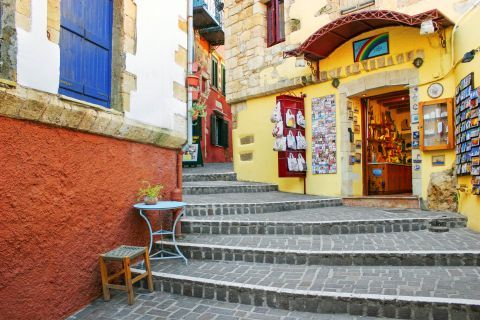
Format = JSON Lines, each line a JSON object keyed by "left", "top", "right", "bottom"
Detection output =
{"left": 297, "top": 154, "right": 307, "bottom": 172}
{"left": 271, "top": 102, "right": 282, "bottom": 123}
{"left": 286, "top": 130, "right": 297, "bottom": 150}
{"left": 288, "top": 153, "right": 299, "bottom": 171}
{"left": 297, "top": 110, "right": 306, "bottom": 128}
{"left": 275, "top": 95, "right": 306, "bottom": 177}
{"left": 286, "top": 109, "right": 297, "bottom": 128}
{"left": 455, "top": 72, "right": 480, "bottom": 183}
{"left": 311, "top": 95, "right": 337, "bottom": 174}
{"left": 272, "top": 120, "right": 284, "bottom": 137}
{"left": 273, "top": 137, "right": 287, "bottom": 151}
{"left": 296, "top": 132, "right": 307, "bottom": 150}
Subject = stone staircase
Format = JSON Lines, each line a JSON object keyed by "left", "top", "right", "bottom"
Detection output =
{"left": 136, "top": 168, "right": 480, "bottom": 319}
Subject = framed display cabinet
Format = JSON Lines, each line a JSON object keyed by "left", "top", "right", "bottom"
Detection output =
{"left": 419, "top": 98, "right": 454, "bottom": 151}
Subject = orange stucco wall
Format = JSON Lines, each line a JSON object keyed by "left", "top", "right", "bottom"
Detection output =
{"left": 0, "top": 116, "right": 178, "bottom": 320}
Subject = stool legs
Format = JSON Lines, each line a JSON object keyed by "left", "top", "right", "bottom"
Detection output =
{"left": 99, "top": 257, "right": 111, "bottom": 301}
{"left": 144, "top": 247, "right": 154, "bottom": 293}
{"left": 123, "top": 257, "right": 135, "bottom": 305}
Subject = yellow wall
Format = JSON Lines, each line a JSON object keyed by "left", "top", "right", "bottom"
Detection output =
{"left": 452, "top": 7, "right": 480, "bottom": 231}
{"left": 234, "top": 8, "right": 480, "bottom": 230}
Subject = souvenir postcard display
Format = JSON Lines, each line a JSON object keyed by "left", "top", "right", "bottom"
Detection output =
{"left": 455, "top": 72, "right": 480, "bottom": 195}
{"left": 312, "top": 95, "right": 337, "bottom": 174}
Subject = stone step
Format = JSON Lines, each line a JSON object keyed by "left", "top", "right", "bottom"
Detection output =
{"left": 182, "top": 172, "right": 237, "bottom": 182}
{"left": 181, "top": 207, "right": 467, "bottom": 235}
{"left": 183, "top": 192, "right": 342, "bottom": 216}
{"left": 342, "top": 196, "right": 420, "bottom": 209}
{"left": 182, "top": 181, "right": 278, "bottom": 195}
{"left": 159, "top": 229, "right": 480, "bottom": 266}
{"left": 68, "top": 288, "right": 384, "bottom": 320}
{"left": 133, "top": 260, "right": 480, "bottom": 320}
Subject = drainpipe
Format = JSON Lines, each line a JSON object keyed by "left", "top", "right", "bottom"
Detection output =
{"left": 183, "top": 0, "right": 194, "bottom": 152}
{"left": 172, "top": 0, "right": 194, "bottom": 238}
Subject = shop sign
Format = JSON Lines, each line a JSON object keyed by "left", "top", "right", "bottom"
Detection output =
{"left": 353, "top": 33, "right": 389, "bottom": 62}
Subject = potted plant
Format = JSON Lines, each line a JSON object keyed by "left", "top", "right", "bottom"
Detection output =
{"left": 190, "top": 101, "right": 207, "bottom": 122}
{"left": 137, "top": 181, "right": 164, "bottom": 205}
{"left": 186, "top": 74, "right": 200, "bottom": 87}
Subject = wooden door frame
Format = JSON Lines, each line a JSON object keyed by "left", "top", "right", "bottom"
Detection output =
{"left": 361, "top": 98, "right": 369, "bottom": 196}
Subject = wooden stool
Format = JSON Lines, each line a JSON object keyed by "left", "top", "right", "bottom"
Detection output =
{"left": 99, "top": 245, "right": 153, "bottom": 305}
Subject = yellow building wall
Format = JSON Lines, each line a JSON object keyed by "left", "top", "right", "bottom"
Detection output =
{"left": 234, "top": 8, "right": 480, "bottom": 230}
{"left": 452, "top": 7, "right": 480, "bottom": 231}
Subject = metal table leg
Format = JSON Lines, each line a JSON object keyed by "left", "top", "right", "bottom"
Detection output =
{"left": 171, "top": 207, "right": 188, "bottom": 265}
{"left": 138, "top": 209, "right": 154, "bottom": 254}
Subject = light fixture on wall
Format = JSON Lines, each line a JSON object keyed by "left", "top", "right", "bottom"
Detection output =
{"left": 462, "top": 47, "right": 480, "bottom": 63}
{"left": 420, "top": 20, "right": 435, "bottom": 35}
{"left": 413, "top": 57, "right": 424, "bottom": 68}
{"left": 295, "top": 54, "right": 306, "bottom": 68}
{"left": 332, "top": 78, "right": 340, "bottom": 88}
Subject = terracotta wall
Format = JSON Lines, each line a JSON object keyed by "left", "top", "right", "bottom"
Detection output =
{"left": 0, "top": 116, "right": 178, "bottom": 320}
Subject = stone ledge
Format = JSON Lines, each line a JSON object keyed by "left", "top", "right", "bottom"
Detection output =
{"left": 0, "top": 86, "right": 186, "bottom": 149}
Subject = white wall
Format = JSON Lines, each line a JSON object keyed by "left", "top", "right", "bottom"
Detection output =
{"left": 125, "top": 0, "right": 187, "bottom": 131}
{"left": 17, "top": 0, "right": 60, "bottom": 94}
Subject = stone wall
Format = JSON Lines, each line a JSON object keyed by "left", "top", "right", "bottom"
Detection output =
{"left": 223, "top": 0, "right": 473, "bottom": 106}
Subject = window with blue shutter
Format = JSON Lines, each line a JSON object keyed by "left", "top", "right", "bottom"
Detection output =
{"left": 59, "top": 0, "right": 113, "bottom": 107}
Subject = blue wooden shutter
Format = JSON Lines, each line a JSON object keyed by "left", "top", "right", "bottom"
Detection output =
{"left": 83, "top": 0, "right": 112, "bottom": 103}
{"left": 60, "top": 0, "right": 84, "bottom": 94}
{"left": 59, "top": 0, "right": 112, "bottom": 107}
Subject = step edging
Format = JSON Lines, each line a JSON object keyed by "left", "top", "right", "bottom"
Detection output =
{"left": 132, "top": 268, "right": 480, "bottom": 319}
{"left": 157, "top": 240, "right": 480, "bottom": 266}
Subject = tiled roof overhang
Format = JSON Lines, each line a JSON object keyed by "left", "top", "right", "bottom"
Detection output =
{"left": 284, "top": 9, "right": 453, "bottom": 61}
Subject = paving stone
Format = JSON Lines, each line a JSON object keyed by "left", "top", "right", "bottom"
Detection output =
{"left": 67, "top": 291, "right": 382, "bottom": 320}
{"left": 183, "top": 181, "right": 279, "bottom": 195}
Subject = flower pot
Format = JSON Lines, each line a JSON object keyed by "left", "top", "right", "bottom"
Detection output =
{"left": 186, "top": 75, "right": 199, "bottom": 87}
{"left": 192, "top": 90, "right": 200, "bottom": 101}
{"left": 144, "top": 196, "right": 158, "bottom": 205}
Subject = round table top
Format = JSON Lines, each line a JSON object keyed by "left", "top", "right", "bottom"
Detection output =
{"left": 133, "top": 201, "right": 187, "bottom": 210}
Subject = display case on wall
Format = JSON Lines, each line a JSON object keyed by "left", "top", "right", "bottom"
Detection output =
{"left": 419, "top": 98, "right": 454, "bottom": 151}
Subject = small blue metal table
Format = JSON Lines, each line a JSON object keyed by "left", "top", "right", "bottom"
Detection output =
{"left": 133, "top": 201, "right": 187, "bottom": 264}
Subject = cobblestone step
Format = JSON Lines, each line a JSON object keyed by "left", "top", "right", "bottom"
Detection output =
{"left": 69, "top": 289, "right": 384, "bottom": 320}
{"left": 183, "top": 172, "right": 237, "bottom": 182}
{"left": 181, "top": 208, "right": 467, "bottom": 235}
{"left": 184, "top": 192, "right": 342, "bottom": 216}
{"left": 183, "top": 181, "right": 278, "bottom": 195}
{"left": 132, "top": 261, "right": 480, "bottom": 320}
{"left": 159, "top": 229, "right": 480, "bottom": 266}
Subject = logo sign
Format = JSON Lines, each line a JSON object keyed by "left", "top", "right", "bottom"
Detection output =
{"left": 353, "top": 33, "right": 389, "bottom": 62}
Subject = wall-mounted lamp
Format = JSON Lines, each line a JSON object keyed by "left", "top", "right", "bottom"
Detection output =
{"left": 413, "top": 57, "right": 424, "bottom": 68}
{"left": 332, "top": 78, "right": 340, "bottom": 88}
{"left": 461, "top": 48, "right": 480, "bottom": 63}
{"left": 295, "top": 54, "right": 306, "bottom": 68}
{"left": 420, "top": 20, "right": 435, "bottom": 35}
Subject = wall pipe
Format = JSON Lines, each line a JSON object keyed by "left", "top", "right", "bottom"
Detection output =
{"left": 183, "top": 0, "right": 194, "bottom": 152}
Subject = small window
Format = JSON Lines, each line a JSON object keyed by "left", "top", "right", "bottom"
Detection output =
{"left": 211, "top": 56, "right": 218, "bottom": 89}
{"left": 221, "top": 64, "right": 226, "bottom": 96}
{"left": 340, "top": 0, "right": 375, "bottom": 15}
{"left": 201, "top": 76, "right": 207, "bottom": 93}
{"left": 267, "top": 0, "right": 285, "bottom": 47}
{"left": 210, "top": 113, "right": 229, "bottom": 148}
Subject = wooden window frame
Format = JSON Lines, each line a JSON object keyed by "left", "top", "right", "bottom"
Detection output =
{"left": 221, "top": 64, "right": 226, "bottom": 96}
{"left": 266, "top": 0, "right": 285, "bottom": 47}
{"left": 211, "top": 56, "right": 218, "bottom": 89}
{"left": 419, "top": 98, "right": 454, "bottom": 151}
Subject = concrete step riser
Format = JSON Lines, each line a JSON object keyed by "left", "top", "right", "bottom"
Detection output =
{"left": 159, "top": 243, "right": 480, "bottom": 267}
{"left": 182, "top": 173, "right": 237, "bottom": 182}
{"left": 182, "top": 185, "right": 278, "bottom": 195}
{"left": 343, "top": 198, "right": 420, "bottom": 209}
{"left": 181, "top": 218, "right": 467, "bottom": 235}
{"left": 140, "top": 275, "right": 480, "bottom": 320}
{"left": 185, "top": 199, "right": 343, "bottom": 216}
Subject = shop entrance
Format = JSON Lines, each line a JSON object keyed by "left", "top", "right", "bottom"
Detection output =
{"left": 361, "top": 90, "right": 413, "bottom": 196}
